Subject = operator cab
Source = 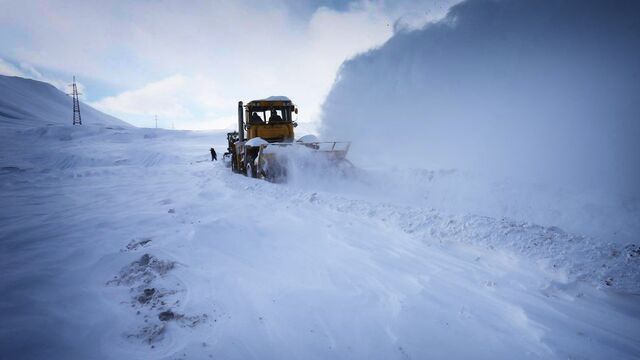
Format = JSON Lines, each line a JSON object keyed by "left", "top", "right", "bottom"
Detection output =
{"left": 245, "top": 96, "right": 298, "bottom": 142}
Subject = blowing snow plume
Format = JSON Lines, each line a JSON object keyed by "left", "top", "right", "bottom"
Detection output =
{"left": 259, "top": 141, "right": 355, "bottom": 191}
{"left": 320, "top": 0, "right": 640, "bottom": 243}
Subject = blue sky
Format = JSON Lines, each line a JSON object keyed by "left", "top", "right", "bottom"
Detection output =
{"left": 0, "top": 0, "right": 455, "bottom": 129}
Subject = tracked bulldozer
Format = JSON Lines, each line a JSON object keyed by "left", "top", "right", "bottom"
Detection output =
{"left": 223, "top": 97, "right": 350, "bottom": 181}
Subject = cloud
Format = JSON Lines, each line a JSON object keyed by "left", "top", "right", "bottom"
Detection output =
{"left": 0, "top": 57, "right": 83, "bottom": 96}
{"left": 0, "top": 58, "right": 25, "bottom": 77}
{"left": 102, "top": 0, "right": 397, "bottom": 126}
{"left": 0, "top": 0, "right": 456, "bottom": 129}
{"left": 91, "top": 74, "right": 230, "bottom": 129}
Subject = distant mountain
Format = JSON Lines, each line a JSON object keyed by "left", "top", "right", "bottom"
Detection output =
{"left": 0, "top": 75, "right": 131, "bottom": 128}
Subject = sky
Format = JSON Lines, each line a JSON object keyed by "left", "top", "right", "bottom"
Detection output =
{"left": 0, "top": 0, "right": 455, "bottom": 130}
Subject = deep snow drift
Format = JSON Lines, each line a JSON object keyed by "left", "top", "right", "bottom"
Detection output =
{"left": 320, "top": 0, "right": 640, "bottom": 244}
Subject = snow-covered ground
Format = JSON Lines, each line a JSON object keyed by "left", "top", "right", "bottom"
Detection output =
{"left": 1, "top": 121, "right": 639, "bottom": 359}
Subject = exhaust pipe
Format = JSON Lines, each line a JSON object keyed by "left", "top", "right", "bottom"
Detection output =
{"left": 238, "top": 101, "right": 245, "bottom": 142}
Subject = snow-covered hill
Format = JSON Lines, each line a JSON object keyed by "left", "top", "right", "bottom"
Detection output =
{"left": 0, "top": 121, "right": 638, "bottom": 359}
{"left": 0, "top": 75, "right": 131, "bottom": 129}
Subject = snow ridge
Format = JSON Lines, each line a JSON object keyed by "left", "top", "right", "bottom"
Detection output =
{"left": 222, "top": 174, "right": 640, "bottom": 295}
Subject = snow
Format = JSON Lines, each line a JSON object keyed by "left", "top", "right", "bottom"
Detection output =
{"left": 261, "top": 96, "right": 291, "bottom": 102}
{"left": 0, "top": 75, "right": 639, "bottom": 359}
{"left": 1, "top": 121, "right": 639, "bottom": 359}
{"left": 320, "top": 0, "right": 640, "bottom": 245}
{"left": 245, "top": 137, "right": 269, "bottom": 147}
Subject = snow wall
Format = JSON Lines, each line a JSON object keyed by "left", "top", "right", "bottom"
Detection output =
{"left": 320, "top": 0, "right": 640, "bottom": 243}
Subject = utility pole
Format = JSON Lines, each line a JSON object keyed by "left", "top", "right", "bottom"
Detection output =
{"left": 68, "top": 76, "right": 82, "bottom": 125}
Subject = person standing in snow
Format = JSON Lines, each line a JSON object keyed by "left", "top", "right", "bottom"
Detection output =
{"left": 210, "top": 147, "right": 217, "bottom": 161}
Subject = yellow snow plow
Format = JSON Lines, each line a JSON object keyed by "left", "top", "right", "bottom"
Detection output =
{"left": 223, "top": 97, "right": 350, "bottom": 181}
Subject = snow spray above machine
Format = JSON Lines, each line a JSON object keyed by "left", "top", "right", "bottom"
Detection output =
{"left": 223, "top": 96, "right": 350, "bottom": 181}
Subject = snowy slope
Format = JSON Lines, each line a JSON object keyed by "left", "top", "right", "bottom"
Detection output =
{"left": 0, "top": 123, "right": 638, "bottom": 359}
{"left": 0, "top": 75, "right": 131, "bottom": 129}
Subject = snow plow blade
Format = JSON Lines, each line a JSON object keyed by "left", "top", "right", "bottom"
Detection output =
{"left": 256, "top": 141, "right": 351, "bottom": 182}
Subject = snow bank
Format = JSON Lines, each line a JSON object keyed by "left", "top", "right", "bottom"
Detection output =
{"left": 320, "top": 0, "right": 640, "bottom": 244}
{"left": 360, "top": 168, "right": 640, "bottom": 247}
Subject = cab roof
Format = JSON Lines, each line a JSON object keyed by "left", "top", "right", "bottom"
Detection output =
{"left": 246, "top": 96, "right": 293, "bottom": 108}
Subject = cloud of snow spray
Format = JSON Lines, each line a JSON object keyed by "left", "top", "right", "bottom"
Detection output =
{"left": 263, "top": 142, "right": 356, "bottom": 191}
{"left": 319, "top": 0, "right": 640, "bottom": 243}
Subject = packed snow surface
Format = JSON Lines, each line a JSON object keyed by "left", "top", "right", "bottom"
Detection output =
{"left": 1, "top": 122, "right": 638, "bottom": 359}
